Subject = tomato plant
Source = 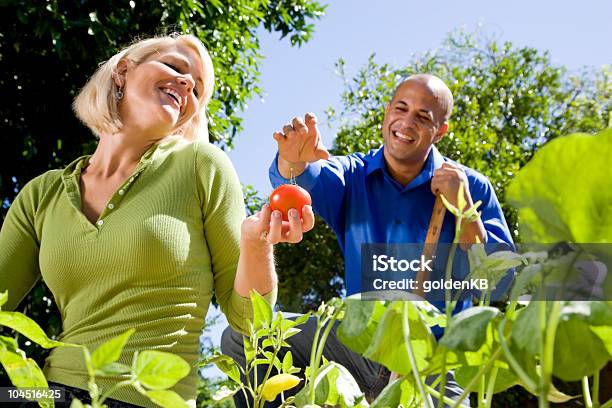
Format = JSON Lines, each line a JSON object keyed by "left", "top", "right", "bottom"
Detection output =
{"left": 269, "top": 184, "right": 312, "bottom": 221}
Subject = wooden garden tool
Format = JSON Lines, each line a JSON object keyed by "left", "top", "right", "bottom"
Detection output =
{"left": 388, "top": 195, "right": 446, "bottom": 383}
{"left": 415, "top": 195, "right": 447, "bottom": 297}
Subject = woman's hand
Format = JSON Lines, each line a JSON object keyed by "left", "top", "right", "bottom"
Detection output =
{"left": 241, "top": 203, "right": 315, "bottom": 246}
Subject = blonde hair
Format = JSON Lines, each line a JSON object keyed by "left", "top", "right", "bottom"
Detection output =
{"left": 73, "top": 34, "right": 215, "bottom": 141}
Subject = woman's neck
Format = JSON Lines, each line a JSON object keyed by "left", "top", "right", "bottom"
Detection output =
{"left": 86, "top": 131, "right": 157, "bottom": 178}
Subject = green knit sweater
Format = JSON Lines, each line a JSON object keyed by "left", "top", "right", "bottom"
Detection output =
{"left": 0, "top": 138, "right": 276, "bottom": 407}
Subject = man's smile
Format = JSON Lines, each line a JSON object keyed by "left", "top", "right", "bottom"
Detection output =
{"left": 392, "top": 130, "right": 416, "bottom": 143}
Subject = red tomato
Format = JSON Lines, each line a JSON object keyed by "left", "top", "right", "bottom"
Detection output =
{"left": 269, "top": 184, "right": 312, "bottom": 221}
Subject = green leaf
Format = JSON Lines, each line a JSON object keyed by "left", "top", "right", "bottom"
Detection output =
{"left": 0, "top": 348, "right": 49, "bottom": 389}
{"left": 520, "top": 377, "right": 578, "bottom": 403}
{"left": 511, "top": 302, "right": 541, "bottom": 356}
{"left": 440, "top": 307, "right": 501, "bottom": 352}
{"left": 591, "top": 326, "right": 612, "bottom": 356}
{"left": 510, "top": 263, "right": 542, "bottom": 299}
{"left": 337, "top": 299, "right": 386, "bottom": 355}
{"left": 293, "top": 362, "right": 367, "bottom": 407}
{"left": 552, "top": 318, "right": 610, "bottom": 381}
{"left": 0, "top": 311, "right": 67, "bottom": 349}
{"left": 0, "top": 335, "right": 19, "bottom": 353}
{"left": 363, "top": 302, "right": 436, "bottom": 375}
{"left": 293, "top": 313, "right": 311, "bottom": 326}
{"left": 95, "top": 362, "right": 131, "bottom": 376}
{"left": 455, "top": 365, "right": 518, "bottom": 394}
{"left": 282, "top": 351, "right": 293, "bottom": 373}
{"left": 250, "top": 290, "right": 273, "bottom": 330}
{"left": 69, "top": 399, "right": 84, "bottom": 408}
{"left": 282, "top": 327, "right": 301, "bottom": 340}
{"left": 135, "top": 350, "right": 191, "bottom": 390}
{"left": 244, "top": 336, "right": 256, "bottom": 363}
{"left": 91, "top": 329, "right": 135, "bottom": 370}
{"left": 0, "top": 291, "right": 7, "bottom": 308}
{"left": 507, "top": 129, "right": 612, "bottom": 242}
{"left": 370, "top": 376, "right": 422, "bottom": 408}
{"left": 212, "top": 384, "right": 241, "bottom": 401}
{"left": 143, "top": 390, "right": 190, "bottom": 408}
{"left": 198, "top": 354, "right": 241, "bottom": 384}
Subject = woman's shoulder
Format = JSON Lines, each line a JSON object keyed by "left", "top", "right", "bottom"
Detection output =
{"left": 23, "top": 169, "right": 64, "bottom": 193}
{"left": 190, "top": 139, "right": 236, "bottom": 173}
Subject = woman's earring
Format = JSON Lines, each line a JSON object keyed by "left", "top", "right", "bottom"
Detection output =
{"left": 115, "top": 88, "right": 124, "bottom": 101}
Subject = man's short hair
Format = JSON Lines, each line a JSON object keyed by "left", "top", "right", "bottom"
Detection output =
{"left": 391, "top": 74, "right": 454, "bottom": 124}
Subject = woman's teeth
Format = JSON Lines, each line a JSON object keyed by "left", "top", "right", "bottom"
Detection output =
{"left": 394, "top": 131, "right": 415, "bottom": 142}
{"left": 161, "top": 88, "right": 181, "bottom": 106}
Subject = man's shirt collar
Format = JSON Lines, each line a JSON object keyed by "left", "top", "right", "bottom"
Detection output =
{"left": 365, "top": 145, "right": 446, "bottom": 190}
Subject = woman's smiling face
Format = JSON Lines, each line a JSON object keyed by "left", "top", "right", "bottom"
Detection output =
{"left": 115, "top": 42, "right": 205, "bottom": 138}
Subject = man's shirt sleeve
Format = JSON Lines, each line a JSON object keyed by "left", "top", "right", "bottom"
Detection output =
{"left": 269, "top": 152, "right": 352, "bottom": 238}
{"left": 468, "top": 172, "right": 514, "bottom": 245}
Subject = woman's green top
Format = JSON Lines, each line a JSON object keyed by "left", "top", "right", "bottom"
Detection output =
{"left": 0, "top": 138, "right": 276, "bottom": 407}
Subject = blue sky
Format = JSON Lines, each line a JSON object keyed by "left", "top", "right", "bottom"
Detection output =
{"left": 203, "top": 0, "right": 612, "bottom": 377}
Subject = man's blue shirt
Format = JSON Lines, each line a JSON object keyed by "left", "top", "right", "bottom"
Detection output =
{"left": 269, "top": 146, "right": 514, "bottom": 301}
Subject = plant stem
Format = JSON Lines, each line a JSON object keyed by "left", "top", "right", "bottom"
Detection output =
{"left": 98, "top": 380, "right": 133, "bottom": 405}
{"left": 308, "top": 315, "right": 324, "bottom": 404}
{"left": 439, "top": 219, "right": 462, "bottom": 408}
{"left": 484, "top": 367, "right": 498, "bottom": 408}
{"left": 540, "top": 301, "right": 561, "bottom": 408}
{"left": 402, "top": 302, "right": 432, "bottom": 408}
{"left": 437, "top": 349, "right": 448, "bottom": 408}
{"left": 497, "top": 318, "right": 537, "bottom": 391}
{"left": 478, "top": 374, "right": 486, "bottom": 408}
{"left": 451, "top": 347, "right": 502, "bottom": 408}
{"left": 241, "top": 387, "right": 251, "bottom": 408}
{"left": 257, "top": 341, "right": 281, "bottom": 408}
{"left": 600, "top": 399, "right": 612, "bottom": 408}
{"left": 583, "top": 376, "right": 593, "bottom": 408}
{"left": 313, "top": 316, "right": 336, "bottom": 371}
{"left": 537, "top": 300, "right": 547, "bottom": 408}
{"left": 425, "top": 384, "right": 462, "bottom": 407}
{"left": 594, "top": 370, "right": 600, "bottom": 408}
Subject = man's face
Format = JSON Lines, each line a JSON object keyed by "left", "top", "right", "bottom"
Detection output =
{"left": 382, "top": 80, "right": 447, "bottom": 166}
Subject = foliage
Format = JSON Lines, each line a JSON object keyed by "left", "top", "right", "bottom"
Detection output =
{"left": 199, "top": 290, "right": 308, "bottom": 408}
{"left": 506, "top": 129, "right": 612, "bottom": 242}
{"left": 1, "top": 291, "right": 192, "bottom": 408}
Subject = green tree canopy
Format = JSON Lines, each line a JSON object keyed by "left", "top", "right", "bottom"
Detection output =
{"left": 272, "top": 29, "right": 610, "bottom": 312}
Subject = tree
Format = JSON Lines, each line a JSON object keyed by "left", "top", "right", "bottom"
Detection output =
{"left": 272, "top": 28, "right": 610, "bottom": 312}
{"left": 0, "top": 0, "right": 326, "bottom": 384}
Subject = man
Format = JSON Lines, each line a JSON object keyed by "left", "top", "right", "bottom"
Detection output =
{"left": 222, "top": 74, "right": 513, "bottom": 406}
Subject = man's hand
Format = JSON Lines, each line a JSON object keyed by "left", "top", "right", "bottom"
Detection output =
{"left": 431, "top": 162, "right": 472, "bottom": 210}
{"left": 241, "top": 203, "right": 315, "bottom": 246}
{"left": 432, "top": 162, "right": 487, "bottom": 246}
{"left": 273, "top": 113, "right": 330, "bottom": 179}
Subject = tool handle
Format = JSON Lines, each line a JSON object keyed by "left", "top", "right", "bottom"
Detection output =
{"left": 389, "top": 196, "right": 447, "bottom": 383}
{"left": 414, "top": 196, "right": 447, "bottom": 296}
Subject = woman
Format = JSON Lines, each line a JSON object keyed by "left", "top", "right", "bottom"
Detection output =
{"left": 0, "top": 34, "right": 313, "bottom": 407}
